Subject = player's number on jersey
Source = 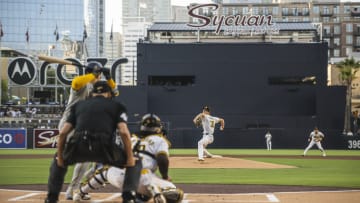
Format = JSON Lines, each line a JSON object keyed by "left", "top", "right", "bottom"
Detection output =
{"left": 210, "top": 120, "right": 215, "bottom": 128}
{"left": 347, "top": 140, "right": 360, "bottom": 149}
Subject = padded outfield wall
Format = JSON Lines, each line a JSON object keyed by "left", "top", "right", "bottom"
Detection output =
{"left": 116, "top": 42, "right": 352, "bottom": 149}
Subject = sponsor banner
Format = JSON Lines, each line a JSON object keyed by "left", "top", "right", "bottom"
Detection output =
{"left": 33, "top": 129, "right": 59, "bottom": 149}
{"left": 0, "top": 128, "right": 27, "bottom": 149}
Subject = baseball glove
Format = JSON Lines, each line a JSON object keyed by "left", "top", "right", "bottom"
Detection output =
{"left": 195, "top": 118, "right": 202, "bottom": 127}
{"left": 314, "top": 135, "right": 323, "bottom": 142}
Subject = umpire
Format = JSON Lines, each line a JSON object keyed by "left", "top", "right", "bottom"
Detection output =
{"left": 45, "top": 81, "right": 141, "bottom": 203}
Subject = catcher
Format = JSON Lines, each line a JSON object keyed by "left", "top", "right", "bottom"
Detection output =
{"left": 303, "top": 127, "right": 326, "bottom": 157}
{"left": 73, "top": 113, "right": 184, "bottom": 203}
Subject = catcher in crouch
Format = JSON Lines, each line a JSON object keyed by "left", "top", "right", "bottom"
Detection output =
{"left": 73, "top": 113, "right": 184, "bottom": 203}
{"left": 193, "top": 106, "right": 225, "bottom": 161}
{"left": 303, "top": 127, "right": 326, "bottom": 157}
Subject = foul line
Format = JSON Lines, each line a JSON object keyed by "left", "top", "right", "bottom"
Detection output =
{"left": 266, "top": 194, "right": 280, "bottom": 202}
{"left": 92, "top": 193, "right": 122, "bottom": 203}
{"left": 8, "top": 193, "right": 41, "bottom": 201}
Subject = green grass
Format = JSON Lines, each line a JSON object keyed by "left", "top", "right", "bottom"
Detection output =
{"left": 0, "top": 149, "right": 360, "bottom": 188}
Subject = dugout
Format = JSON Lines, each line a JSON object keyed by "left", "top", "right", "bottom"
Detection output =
{"left": 116, "top": 42, "right": 348, "bottom": 149}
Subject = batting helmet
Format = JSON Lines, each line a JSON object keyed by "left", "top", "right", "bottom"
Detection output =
{"left": 85, "top": 61, "right": 103, "bottom": 74}
{"left": 140, "top": 113, "right": 162, "bottom": 132}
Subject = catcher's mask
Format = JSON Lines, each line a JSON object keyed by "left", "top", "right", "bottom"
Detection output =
{"left": 140, "top": 113, "right": 162, "bottom": 133}
{"left": 85, "top": 61, "right": 103, "bottom": 74}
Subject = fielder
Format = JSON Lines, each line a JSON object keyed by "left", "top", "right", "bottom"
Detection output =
{"left": 56, "top": 61, "right": 119, "bottom": 200}
{"left": 303, "top": 127, "right": 326, "bottom": 157}
{"left": 265, "top": 131, "right": 272, "bottom": 150}
{"left": 193, "top": 106, "right": 225, "bottom": 161}
{"left": 73, "top": 114, "right": 183, "bottom": 203}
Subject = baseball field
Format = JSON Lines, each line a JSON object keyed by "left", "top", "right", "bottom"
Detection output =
{"left": 0, "top": 148, "right": 360, "bottom": 202}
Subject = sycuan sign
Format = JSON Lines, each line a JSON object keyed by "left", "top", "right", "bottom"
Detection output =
{"left": 187, "top": 4, "right": 279, "bottom": 35}
{"left": 7, "top": 57, "right": 128, "bottom": 86}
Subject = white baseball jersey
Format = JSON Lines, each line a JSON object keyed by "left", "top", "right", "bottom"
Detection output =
{"left": 309, "top": 130, "right": 324, "bottom": 142}
{"left": 133, "top": 134, "right": 170, "bottom": 172}
{"left": 265, "top": 132, "right": 272, "bottom": 142}
{"left": 201, "top": 114, "right": 221, "bottom": 135}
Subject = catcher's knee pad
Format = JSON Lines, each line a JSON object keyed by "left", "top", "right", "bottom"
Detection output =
{"left": 162, "top": 188, "right": 184, "bottom": 203}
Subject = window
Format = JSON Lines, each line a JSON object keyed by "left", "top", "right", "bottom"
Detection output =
{"left": 346, "top": 24, "right": 353, "bottom": 32}
{"left": 334, "top": 25, "right": 340, "bottom": 34}
{"left": 346, "top": 47, "right": 353, "bottom": 56}
{"left": 333, "top": 17, "right": 340, "bottom": 23}
{"left": 313, "top": 6, "right": 319, "bottom": 14}
{"left": 344, "top": 5, "right": 351, "bottom": 14}
{"left": 272, "top": 7, "right": 278, "bottom": 15}
{"left": 268, "top": 76, "right": 316, "bottom": 85}
{"left": 148, "top": 76, "right": 196, "bottom": 86}
{"left": 334, "top": 6, "right": 339, "bottom": 14}
{"left": 346, "top": 35, "right": 353, "bottom": 44}
{"left": 334, "top": 49, "right": 340, "bottom": 57}
{"left": 334, "top": 38, "right": 340, "bottom": 46}
{"left": 282, "top": 7, "right": 288, "bottom": 15}
{"left": 323, "top": 17, "right": 329, "bottom": 22}
{"left": 313, "top": 17, "right": 319, "bottom": 22}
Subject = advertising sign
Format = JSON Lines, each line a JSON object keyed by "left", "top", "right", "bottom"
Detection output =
{"left": 33, "top": 129, "right": 59, "bottom": 149}
{"left": 0, "top": 128, "right": 27, "bottom": 149}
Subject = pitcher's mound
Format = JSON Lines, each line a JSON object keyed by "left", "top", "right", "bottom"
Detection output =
{"left": 169, "top": 156, "right": 296, "bottom": 169}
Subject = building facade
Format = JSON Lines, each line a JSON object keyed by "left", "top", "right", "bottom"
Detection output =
{"left": 121, "top": 0, "right": 172, "bottom": 85}
{"left": 205, "top": 0, "right": 360, "bottom": 58}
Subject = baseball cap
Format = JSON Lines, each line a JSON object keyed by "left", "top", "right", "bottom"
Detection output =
{"left": 92, "top": 81, "right": 111, "bottom": 94}
{"left": 203, "top": 106, "right": 210, "bottom": 112}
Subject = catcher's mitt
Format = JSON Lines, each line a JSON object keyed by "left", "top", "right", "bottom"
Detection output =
{"left": 195, "top": 118, "right": 202, "bottom": 127}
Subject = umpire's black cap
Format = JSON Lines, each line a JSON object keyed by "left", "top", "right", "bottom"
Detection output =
{"left": 92, "top": 81, "right": 111, "bottom": 94}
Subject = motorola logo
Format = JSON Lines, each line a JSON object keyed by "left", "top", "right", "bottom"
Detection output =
{"left": 7, "top": 57, "right": 37, "bottom": 85}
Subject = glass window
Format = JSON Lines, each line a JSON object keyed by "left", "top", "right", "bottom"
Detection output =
{"left": 272, "top": 7, "right": 278, "bottom": 15}
{"left": 334, "top": 6, "right": 339, "bottom": 14}
{"left": 334, "top": 25, "right": 340, "bottom": 34}
{"left": 346, "top": 35, "right": 353, "bottom": 44}
{"left": 323, "top": 17, "right": 329, "bottom": 22}
{"left": 346, "top": 24, "right": 353, "bottom": 32}
{"left": 346, "top": 47, "right": 352, "bottom": 56}
{"left": 242, "top": 7, "right": 248, "bottom": 14}
{"left": 334, "top": 49, "right": 340, "bottom": 57}
{"left": 333, "top": 17, "right": 340, "bottom": 23}
{"left": 334, "top": 38, "right": 340, "bottom": 45}
{"left": 356, "top": 37, "right": 360, "bottom": 45}
{"left": 282, "top": 7, "right": 288, "bottom": 15}
{"left": 313, "top": 17, "right": 319, "bottom": 22}
{"left": 313, "top": 6, "right": 319, "bottom": 14}
{"left": 344, "top": 5, "right": 350, "bottom": 14}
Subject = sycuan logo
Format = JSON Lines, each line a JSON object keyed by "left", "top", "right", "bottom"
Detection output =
{"left": 187, "top": 4, "right": 278, "bottom": 35}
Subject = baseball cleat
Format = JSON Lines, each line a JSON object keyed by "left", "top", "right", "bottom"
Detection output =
{"left": 198, "top": 158, "right": 205, "bottom": 162}
{"left": 323, "top": 154, "right": 326, "bottom": 157}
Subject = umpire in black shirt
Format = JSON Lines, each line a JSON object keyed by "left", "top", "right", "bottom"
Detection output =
{"left": 45, "top": 81, "right": 141, "bottom": 203}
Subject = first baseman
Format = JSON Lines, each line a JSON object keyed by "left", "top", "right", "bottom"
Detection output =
{"left": 193, "top": 106, "right": 225, "bottom": 161}
{"left": 303, "top": 127, "right": 326, "bottom": 157}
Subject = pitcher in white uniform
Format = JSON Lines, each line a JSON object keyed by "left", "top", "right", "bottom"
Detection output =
{"left": 73, "top": 114, "right": 183, "bottom": 203}
{"left": 193, "top": 106, "right": 225, "bottom": 161}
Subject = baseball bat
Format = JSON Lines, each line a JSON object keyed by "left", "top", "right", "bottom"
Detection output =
{"left": 38, "top": 55, "right": 81, "bottom": 66}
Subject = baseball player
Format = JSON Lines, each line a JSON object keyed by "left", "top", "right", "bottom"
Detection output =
{"left": 193, "top": 106, "right": 225, "bottom": 161}
{"left": 73, "top": 114, "right": 183, "bottom": 203}
{"left": 303, "top": 127, "right": 326, "bottom": 157}
{"left": 265, "top": 131, "right": 272, "bottom": 150}
{"left": 54, "top": 61, "right": 119, "bottom": 200}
